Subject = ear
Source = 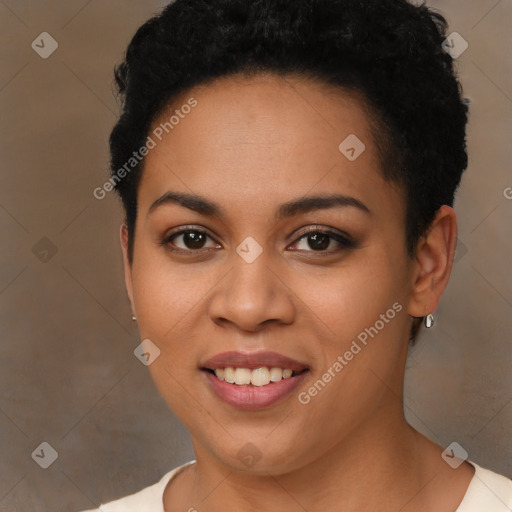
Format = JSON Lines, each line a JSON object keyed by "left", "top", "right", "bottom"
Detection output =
{"left": 407, "top": 205, "right": 458, "bottom": 318}
{"left": 120, "top": 223, "right": 136, "bottom": 317}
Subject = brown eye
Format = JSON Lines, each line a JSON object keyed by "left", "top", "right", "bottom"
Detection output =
{"left": 175, "top": 230, "right": 208, "bottom": 250}
{"left": 303, "top": 232, "right": 331, "bottom": 251}
{"left": 163, "top": 227, "right": 220, "bottom": 252}
{"left": 290, "top": 227, "right": 357, "bottom": 253}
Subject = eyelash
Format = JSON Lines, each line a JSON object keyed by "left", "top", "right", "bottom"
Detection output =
{"left": 160, "top": 225, "right": 357, "bottom": 256}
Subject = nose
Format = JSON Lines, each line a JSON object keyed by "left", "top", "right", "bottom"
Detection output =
{"left": 207, "top": 249, "right": 296, "bottom": 333}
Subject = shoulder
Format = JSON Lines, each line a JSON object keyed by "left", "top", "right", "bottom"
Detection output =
{"left": 457, "top": 461, "right": 512, "bottom": 512}
{"left": 77, "top": 461, "right": 195, "bottom": 512}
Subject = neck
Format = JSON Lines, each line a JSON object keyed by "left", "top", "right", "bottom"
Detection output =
{"left": 171, "top": 402, "right": 442, "bottom": 511}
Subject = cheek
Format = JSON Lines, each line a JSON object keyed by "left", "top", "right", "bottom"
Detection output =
{"left": 298, "top": 256, "right": 403, "bottom": 342}
{"left": 297, "top": 250, "right": 410, "bottom": 404}
{"left": 130, "top": 250, "right": 227, "bottom": 405}
{"left": 291, "top": 266, "right": 407, "bottom": 445}
{"left": 130, "top": 258, "right": 209, "bottom": 412}
{"left": 131, "top": 250, "right": 212, "bottom": 335}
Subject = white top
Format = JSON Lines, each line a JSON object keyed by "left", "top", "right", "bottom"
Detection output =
{"left": 79, "top": 460, "right": 512, "bottom": 511}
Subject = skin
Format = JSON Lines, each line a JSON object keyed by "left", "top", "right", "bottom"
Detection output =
{"left": 120, "top": 72, "right": 474, "bottom": 511}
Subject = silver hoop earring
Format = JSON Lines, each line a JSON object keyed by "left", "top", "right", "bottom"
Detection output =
{"left": 424, "top": 313, "right": 434, "bottom": 328}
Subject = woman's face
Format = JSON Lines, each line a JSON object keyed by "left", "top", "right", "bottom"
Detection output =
{"left": 124, "top": 73, "right": 418, "bottom": 474}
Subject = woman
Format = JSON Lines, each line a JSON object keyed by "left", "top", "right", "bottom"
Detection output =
{"left": 81, "top": 0, "right": 512, "bottom": 510}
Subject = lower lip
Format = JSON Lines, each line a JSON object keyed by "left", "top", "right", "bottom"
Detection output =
{"left": 203, "top": 370, "right": 309, "bottom": 410}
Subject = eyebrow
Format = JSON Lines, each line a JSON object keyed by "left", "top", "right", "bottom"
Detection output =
{"left": 147, "top": 190, "right": 371, "bottom": 221}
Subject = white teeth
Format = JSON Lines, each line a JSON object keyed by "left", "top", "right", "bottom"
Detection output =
{"left": 234, "top": 368, "right": 252, "bottom": 385}
{"left": 224, "top": 367, "right": 236, "bottom": 383}
{"left": 269, "top": 367, "right": 283, "bottom": 382}
{"left": 251, "top": 367, "right": 270, "bottom": 386}
{"left": 212, "top": 367, "right": 296, "bottom": 386}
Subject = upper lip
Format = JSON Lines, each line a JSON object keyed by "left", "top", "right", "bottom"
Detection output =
{"left": 201, "top": 351, "right": 309, "bottom": 372}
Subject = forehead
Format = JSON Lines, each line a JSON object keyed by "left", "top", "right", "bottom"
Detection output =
{"left": 138, "top": 72, "right": 402, "bottom": 222}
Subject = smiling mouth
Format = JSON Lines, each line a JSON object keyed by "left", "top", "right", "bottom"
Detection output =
{"left": 203, "top": 367, "right": 308, "bottom": 387}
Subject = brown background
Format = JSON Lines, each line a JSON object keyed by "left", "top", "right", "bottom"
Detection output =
{"left": 0, "top": 1, "right": 511, "bottom": 510}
